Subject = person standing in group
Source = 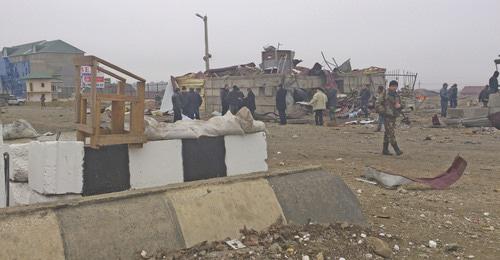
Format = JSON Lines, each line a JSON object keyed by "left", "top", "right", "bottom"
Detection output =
{"left": 449, "top": 83, "right": 458, "bottom": 108}
{"left": 307, "top": 88, "right": 328, "bottom": 126}
{"left": 359, "top": 85, "right": 371, "bottom": 118}
{"left": 171, "top": 87, "right": 183, "bottom": 122}
{"left": 193, "top": 88, "right": 203, "bottom": 119}
{"left": 276, "top": 84, "right": 288, "bottom": 125}
{"left": 479, "top": 85, "right": 490, "bottom": 107}
{"left": 244, "top": 88, "right": 256, "bottom": 118}
{"left": 227, "top": 85, "right": 244, "bottom": 114}
{"left": 220, "top": 84, "right": 229, "bottom": 115}
{"left": 377, "top": 80, "right": 403, "bottom": 156}
{"left": 180, "top": 86, "right": 193, "bottom": 118}
{"left": 375, "top": 85, "right": 385, "bottom": 132}
{"left": 489, "top": 71, "right": 499, "bottom": 94}
{"left": 440, "top": 83, "right": 449, "bottom": 117}
{"left": 40, "top": 94, "right": 46, "bottom": 108}
{"left": 326, "top": 87, "right": 337, "bottom": 123}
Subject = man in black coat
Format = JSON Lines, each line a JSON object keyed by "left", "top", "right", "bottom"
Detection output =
{"left": 359, "top": 85, "right": 371, "bottom": 118}
{"left": 171, "top": 87, "right": 183, "bottom": 122}
{"left": 227, "top": 85, "right": 244, "bottom": 114}
{"left": 180, "top": 87, "right": 193, "bottom": 118}
{"left": 244, "top": 88, "right": 256, "bottom": 118}
{"left": 192, "top": 88, "right": 203, "bottom": 119}
{"left": 479, "top": 85, "right": 490, "bottom": 107}
{"left": 275, "top": 84, "right": 287, "bottom": 125}
{"left": 220, "top": 84, "right": 230, "bottom": 115}
{"left": 326, "top": 88, "right": 338, "bottom": 122}
{"left": 448, "top": 84, "right": 458, "bottom": 108}
{"left": 489, "top": 71, "right": 499, "bottom": 94}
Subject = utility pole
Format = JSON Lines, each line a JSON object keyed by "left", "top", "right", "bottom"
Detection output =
{"left": 196, "top": 13, "right": 210, "bottom": 71}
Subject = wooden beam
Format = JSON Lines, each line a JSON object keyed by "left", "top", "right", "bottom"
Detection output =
{"left": 76, "top": 124, "right": 94, "bottom": 134}
{"left": 96, "top": 134, "right": 146, "bottom": 146}
{"left": 111, "top": 100, "right": 125, "bottom": 134}
{"left": 73, "top": 56, "right": 94, "bottom": 66}
{"left": 130, "top": 81, "right": 145, "bottom": 136}
{"left": 94, "top": 56, "right": 146, "bottom": 82}
{"left": 97, "top": 66, "right": 127, "bottom": 82}
{"left": 74, "top": 64, "right": 81, "bottom": 124}
{"left": 97, "top": 94, "right": 138, "bottom": 102}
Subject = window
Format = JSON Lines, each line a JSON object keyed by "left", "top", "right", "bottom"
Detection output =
{"left": 51, "top": 84, "right": 56, "bottom": 92}
{"left": 29, "top": 82, "right": 33, "bottom": 92}
{"left": 41, "top": 83, "right": 45, "bottom": 88}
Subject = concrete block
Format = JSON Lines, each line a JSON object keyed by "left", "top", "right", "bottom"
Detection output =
{"left": 167, "top": 179, "right": 285, "bottom": 247}
{"left": 488, "top": 93, "right": 500, "bottom": 107}
{"left": 82, "top": 144, "right": 130, "bottom": 196}
{"left": 0, "top": 145, "right": 4, "bottom": 208}
{"left": 182, "top": 136, "right": 227, "bottom": 182}
{"left": 447, "top": 108, "right": 464, "bottom": 119}
{"left": 7, "top": 143, "right": 30, "bottom": 182}
{"left": 489, "top": 106, "right": 500, "bottom": 115}
{"left": 9, "top": 182, "right": 81, "bottom": 206}
{"left": 225, "top": 132, "right": 268, "bottom": 176}
{"left": 56, "top": 194, "right": 184, "bottom": 259}
{"left": 463, "top": 108, "right": 489, "bottom": 119}
{"left": 462, "top": 117, "right": 492, "bottom": 127}
{"left": 129, "top": 140, "right": 183, "bottom": 189}
{"left": 0, "top": 210, "right": 65, "bottom": 260}
{"left": 29, "top": 141, "right": 84, "bottom": 195}
{"left": 268, "top": 170, "right": 366, "bottom": 226}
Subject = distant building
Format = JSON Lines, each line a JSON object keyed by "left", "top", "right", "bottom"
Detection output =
{"left": 460, "top": 86, "right": 484, "bottom": 97}
{"left": 1, "top": 40, "right": 84, "bottom": 98}
{"left": 22, "top": 72, "right": 62, "bottom": 102}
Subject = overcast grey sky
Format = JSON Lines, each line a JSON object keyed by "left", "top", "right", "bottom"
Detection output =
{"left": 1, "top": 0, "right": 499, "bottom": 89}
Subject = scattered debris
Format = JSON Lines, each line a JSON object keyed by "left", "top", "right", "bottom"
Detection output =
{"left": 364, "top": 155, "right": 467, "bottom": 189}
{"left": 367, "top": 236, "right": 392, "bottom": 258}
{"left": 225, "top": 239, "right": 246, "bottom": 250}
{"left": 428, "top": 240, "right": 437, "bottom": 248}
{"left": 355, "top": 178, "right": 377, "bottom": 185}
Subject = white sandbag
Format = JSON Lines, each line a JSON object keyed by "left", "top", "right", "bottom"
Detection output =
{"left": 235, "top": 107, "right": 266, "bottom": 133}
{"left": 3, "top": 119, "right": 39, "bottom": 140}
{"left": 207, "top": 112, "right": 245, "bottom": 136}
{"left": 8, "top": 143, "right": 30, "bottom": 182}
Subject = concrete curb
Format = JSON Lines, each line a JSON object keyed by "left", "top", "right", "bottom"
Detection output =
{"left": 0, "top": 166, "right": 366, "bottom": 259}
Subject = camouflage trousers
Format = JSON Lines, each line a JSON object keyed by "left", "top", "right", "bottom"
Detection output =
{"left": 383, "top": 117, "right": 397, "bottom": 144}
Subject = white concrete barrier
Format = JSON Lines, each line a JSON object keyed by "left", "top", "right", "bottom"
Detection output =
{"left": 225, "top": 132, "right": 268, "bottom": 176}
{"left": 29, "top": 141, "right": 84, "bottom": 195}
{"left": 488, "top": 94, "right": 500, "bottom": 108}
{"left": 129, "top": 140, "right": 184, "bottom": 189}
{"left": 9, "top": 182, "right": 81, "bottom": 206}
{"left": 7, "top": 143, "right": 30, "bottom": 182}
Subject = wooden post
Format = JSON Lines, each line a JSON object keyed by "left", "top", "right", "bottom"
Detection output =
{"left": 111, "top": 81, "right": 125, "bottom": 134}
{"left": 90, "top": 59, "right": 99, "bottom": 148}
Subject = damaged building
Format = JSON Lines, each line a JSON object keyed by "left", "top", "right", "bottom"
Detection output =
{"left": 172, "top": 46, "right": 412, "bottom": 115}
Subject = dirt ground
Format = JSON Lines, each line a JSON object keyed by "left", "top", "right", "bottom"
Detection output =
{"left": 1, "top": 99, "right": 499, "bottom": 259}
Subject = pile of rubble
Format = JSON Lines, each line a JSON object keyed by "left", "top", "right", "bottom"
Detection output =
{"left": 151, "top": 221, "right": 397, "bottom": 260}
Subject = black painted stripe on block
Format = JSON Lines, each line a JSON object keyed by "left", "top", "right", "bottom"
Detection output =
{"left": 182, "top": 136, "right": 227, "bottom": 182}
{"left": 267, "top": 170, "right": 366, "bottom": 226}
{"left": 82, "top": 144, "right": 130, "bottom": 196}
{"left": 55, "top": 194, "right": 185, "bottom": 259}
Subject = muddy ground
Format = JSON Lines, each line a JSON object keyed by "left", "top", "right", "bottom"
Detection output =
{"left": 0, "top": 99, "right": 498, "bottom": 259}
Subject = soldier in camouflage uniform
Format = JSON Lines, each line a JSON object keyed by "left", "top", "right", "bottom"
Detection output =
{"left": 376, "top": 80, "right": 403, "bottom": 156}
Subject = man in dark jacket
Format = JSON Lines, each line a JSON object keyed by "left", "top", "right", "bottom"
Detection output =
{"left": 489, "top": 71, "right": 499, "bottom": 94}
{"left": 326, "top": 87, "right": 338, "bottom": 122}
{"left": 276, "top": 84, "right": 287, "bottom": 125}
{"left": 359, "top": 85, "right": 371, "bottom": 118}
{"left": 244, "top": 88, "right": 256, "bottom": 118}
{"left": 449, "top": 84, "right": 458, "bottom": 108}
{"left": 227, "top": 85, "right": 244, "bottom": 114}
{"left": 440, "top": 83, "right": 449, "bottom": 117}
{"left": 192, "top": 88, "right": 203, "bottom": 119}
{"left": 479, "top": 85, "right": 490, "bottom": 107}
{"left": 171, "top": 87, "right": 183, "bottom": 122}
{"left": 220, "top": 84, "right": 229, "bottom": 115}
{"left": 378, "top": 80, "right": 403, "bottom": 156}
{"left": 181, "top": 87, "right": 193, "bottom": 118}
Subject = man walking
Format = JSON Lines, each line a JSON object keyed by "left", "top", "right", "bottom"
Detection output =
{"left": 326, "top": 87, "right": 337, "bottom": 123}
{"left": 449, "top": 84, "right": 458, "bottom": 108}
{"left": 359, "top": 85, "right": 371, "bottom": 118}
{"left": 181, "top": 87, "right": 193, "bottom": 118}
{"left": 479, "top": 85, "right": 490, "bottom": 107}
{"left": 276, "top": 84, "right": 287, "bottom": 125}
{"left": 171, "top": 87, "right": 183, "bottom": 122}
{"left": 227, "top": 85, "right": 244, "bottom": 114}
{"left": 307, "top": 88, "right": 328, "bottom": 126}
{"left": 489, "top": 71, "right": 499, "bottom": 94}
{"left": 377, "top": 80, "right": 403, "bottom": 156}
{"left": 244, "top": 88, "right": 256, "bottom": 118}
{"left": 220, "top": 84, "right": 229, "bottom": 115}
{"left": 440, "top": 83, "right": 449, "bottom": 117}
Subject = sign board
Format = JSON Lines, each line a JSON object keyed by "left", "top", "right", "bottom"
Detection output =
{"left": 81, "top": 66, "right": 105, "bottom": 89}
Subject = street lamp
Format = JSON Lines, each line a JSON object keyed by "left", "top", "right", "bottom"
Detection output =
{"left": 195, "top": 13, "right": 211, "bottom": 71}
